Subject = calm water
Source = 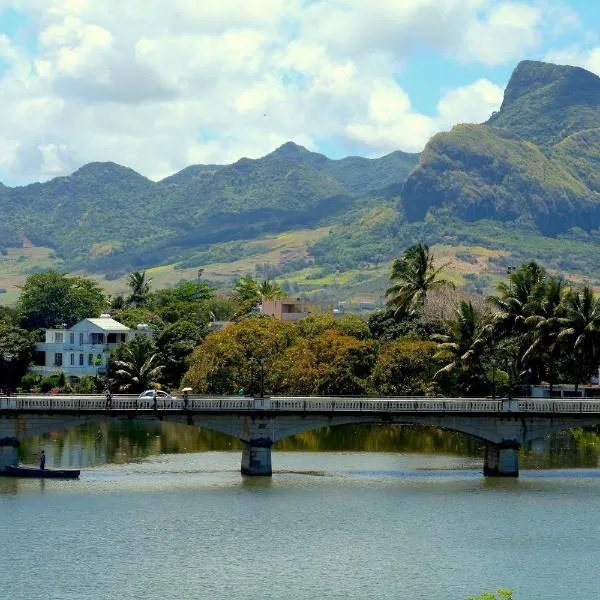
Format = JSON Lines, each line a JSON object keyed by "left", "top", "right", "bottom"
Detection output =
{"left": 2, "top": 424, "right": 600, "bottom": 600}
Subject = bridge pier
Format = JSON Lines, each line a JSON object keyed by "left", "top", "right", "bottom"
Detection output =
{"left": 0, "top": 437, "right": 20, "bottom": 471}
{"left": 483, "top": 441, "right": 520, "bottom": 477}
{"left": 241, "top": 438, "right": 272, "bottom": 476}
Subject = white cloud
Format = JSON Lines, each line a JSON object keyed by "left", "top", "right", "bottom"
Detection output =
{"left": 437, "top": 79, "right": 504, "bottom": 126}
{"left": 544, "top": 46, "right": 600, "bottom": 76}
{"left": 0, "top": 0, "right": 567, "bottom": 183}
{"left": 463, "top": 3, "right": 542, "bottom": 66}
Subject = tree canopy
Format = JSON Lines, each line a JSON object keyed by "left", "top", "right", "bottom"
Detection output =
{"left": 17, "top": 271, "right": 107, "bottom": 329}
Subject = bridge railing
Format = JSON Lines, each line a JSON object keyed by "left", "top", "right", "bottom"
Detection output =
{"left": 2, "top": 395, "right": 600, "bottom": 413}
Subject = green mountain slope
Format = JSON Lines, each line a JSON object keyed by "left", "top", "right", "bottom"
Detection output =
{"left": 401, "top": 60, "right": 600, "bottom": 236}
{"left": 5, "top": 59, "right": 600, "bottom": 301}
{"left": 1, "top": 144, "right": 418, "bottom": 274}
{"left": 487, "top": 60, "right": 600, "bottom": 146}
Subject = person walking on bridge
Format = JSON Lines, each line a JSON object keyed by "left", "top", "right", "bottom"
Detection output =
{"left": 40, "top": 450, "right": 46, "bottom": 470}
{"left": 105, "top": 388, "right": 112, "bottom": 410}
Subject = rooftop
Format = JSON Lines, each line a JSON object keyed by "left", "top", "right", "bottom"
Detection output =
{"left": 85, "top": 314, "right": 131, "bottom": 331}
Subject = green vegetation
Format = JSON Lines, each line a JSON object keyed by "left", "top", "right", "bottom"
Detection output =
{"left": 467, "top": 591, "right": 512, "bottom": 600}
{"left": 0, "top": 143, "right": 417, "bottom": 277}
{"left": 402, "top": 60, "right": 600, "bottom": 238}
{"left": 7, "top": 247, "right": 600, "bottom": 404}
{"left": 4, "top": 60, "right": 600, "bottom": 304}
{"left": 17, "top": 271, "right": 107, "bottom": 329}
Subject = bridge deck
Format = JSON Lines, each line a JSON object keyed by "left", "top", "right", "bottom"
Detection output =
{"left": 1, "top": 395, "right": 600, "bottom": 414}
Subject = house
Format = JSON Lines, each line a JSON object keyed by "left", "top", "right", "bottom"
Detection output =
{"left": 261, "top": 298, "right": 312, "bottom": 322}
{"left": 30, "top": 314, "right": 150, "bottom": 384}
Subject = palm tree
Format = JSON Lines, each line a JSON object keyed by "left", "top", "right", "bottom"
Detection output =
{"left": 127, "top": 271, "right": 152, "bottom": 307}
{"left": 555, "top": 286, "right": 600, "bottom": 390}
{"left": 432, "top": 301, "right": 487, "bottom": 394}
{"left": 523, "top": 276, "right": 566, "bottom": 389}
{"left": 112, "top": 336, "right": 163, "bottom": 393}
{"left": 258, "top": 279, "right": 286, "bottom": 300}
{"left": 486, "top": 262, "right": 548, "bottom": 391}
{"left": 488, "top": 262, "right": 547, "bottom": 336}
{"left": 386, "top": 243, "right": 454, "bottom": 318}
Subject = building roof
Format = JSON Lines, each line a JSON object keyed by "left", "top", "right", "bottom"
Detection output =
{"left": 84, "top": 315, "right": 131, "bottom": 331}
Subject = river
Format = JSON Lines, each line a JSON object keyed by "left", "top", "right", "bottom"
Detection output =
{"left": 1, "top": 423, "right": 599, "bottom": 600}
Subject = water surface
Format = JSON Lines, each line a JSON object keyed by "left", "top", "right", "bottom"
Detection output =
{"left": 2, "top": 424, "right": 599, "bottom": 600}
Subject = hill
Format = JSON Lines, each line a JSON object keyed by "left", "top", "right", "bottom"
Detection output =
{"left": 4, "top": 59, "right": 600, "bottom": 303}
{"left": 0, "top": 144, "right": 418, "bottom": 277}
{"left": 401, "top": 60, "right": 600, "bottom": 236}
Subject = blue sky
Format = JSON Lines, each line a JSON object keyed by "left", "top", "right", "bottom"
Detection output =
{"left": 0, "top": 0, "right": 598, "bottom": 185}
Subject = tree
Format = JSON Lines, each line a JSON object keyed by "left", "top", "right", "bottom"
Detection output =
{"left": 183, "top": 317, "right": 298, "bottom": 394}
{"left": 488, "top": 262, "right": 547, "bottom": 337}
{"left": 110, "top": 335, "right": 163, "bottom": 393}
{"left": 298, "top": 313, "right": 371, "bottom": 340}
{"left": 371, "top": 339, "right": 442, "bottom": 396}
{"left": 150, "top": 280, "right": 214, "bottom": 307}
{"left": 272, "top": 329, "right": 377, "bottom": 396}
{"left": 433, "top": 301, "right": 488, "bottom": 396}
{"left": 522, "top": 276, "right": 567, "bottom": 389}
{"left": 257, "top": 279, "right": 286, "bottom": 300}
{"left": 232, "top": 275, "right": 260, "bottom": 319}
{"left": 17, "top": 271, "right": 107, "bottom": 329}
{"left": 232, "top": 276, "right": 286, "bottom": 319}
{"left": 0, "top": 324, "right": 37, "bottom": 390}
{"left": 368, "top": 307, "right": 446, "bottom": 342}
{"left": 386, "top": 243, "right": 454, "bottom": 317}
{"left": 555, "top": 285, "right": 600, "bottom": 389}
{"left": 155, "top": 320, "right": 204, "bottom": 388}
{"left": 487, "top": 262, "right": 548, "bottom": 390}
{"left": 233, "top": 275, "right": 260, "bottom": 304}
{"left": 127, "top": 271, "right": 152, "bottom": 307}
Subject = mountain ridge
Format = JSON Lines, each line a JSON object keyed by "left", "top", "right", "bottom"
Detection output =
{"left": 3, "top": 59, "right": 600, "bottom": 300}
{"left": 401, "top": 60, "right": 600, "bottom": 236}
{"left": 0, "top": 143, "right": 419, "bottom": 274}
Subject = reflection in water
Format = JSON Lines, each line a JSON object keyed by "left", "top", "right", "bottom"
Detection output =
{"left": 17, "top": 421, "right": 600, "bottom": 471}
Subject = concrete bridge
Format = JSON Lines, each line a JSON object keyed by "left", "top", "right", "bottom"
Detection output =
{"left": 1, "top": 395, "right": 600, "bottom": 477}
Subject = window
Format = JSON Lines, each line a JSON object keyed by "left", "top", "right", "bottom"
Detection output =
{"left": 70, "top": 353, "right": 75, "bottom": 366}
{"left": 79, "top": 332, "right": 84, "bottom": 346}
{"left": 88, "top": 354, "right": 93, "bottom": 366}
{"left": 96, "top": 354, "right": 103, "bottom": 364}
{"left": 79, "top": 354, "right": 84, "bottom": 366}
{"left": 54, "top": 332, "right": 63, "bottom": 343}
{"left": 69, "top": 332, "right": 75, "bottom": 345}
{"left": 90, "top": 333, "right": 105, "bottom": 345}
{"left": 54, "top": 353, "right": 63, "bottom": 366}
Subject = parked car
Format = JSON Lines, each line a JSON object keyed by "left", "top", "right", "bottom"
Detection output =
{"left": 136, "top": 390, "right": 178, "bottom": 408}
{"left": 137, "top": 390, "right": 173, "bottom": 401}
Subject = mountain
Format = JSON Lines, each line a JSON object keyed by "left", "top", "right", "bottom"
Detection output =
{"left": 0, "top": 144, "right": 419, "bottom": 274}
{"left": 400, "top": 60, "right": 600, "bottom": 236}
{"left": 4, "top": 58, "right": 600, "bottom": 300}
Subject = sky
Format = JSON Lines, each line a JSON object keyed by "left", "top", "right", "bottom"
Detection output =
{"left": 0, "top": 0, "right": 599, "bottom": 186}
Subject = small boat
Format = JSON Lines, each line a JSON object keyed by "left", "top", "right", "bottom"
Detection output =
{"left": 1, "top": 465, "right": 80, "bottom": 479}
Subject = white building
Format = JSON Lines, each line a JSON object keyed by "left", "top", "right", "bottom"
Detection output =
{"left": 31, "top": 314, "right": 151, "bottom": 383}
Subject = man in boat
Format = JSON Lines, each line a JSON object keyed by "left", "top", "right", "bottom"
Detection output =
{"left": 40, "top": 450, "right": 46, "bottom": 470}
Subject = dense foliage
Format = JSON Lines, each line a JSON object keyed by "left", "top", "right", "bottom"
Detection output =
{"left": 17, "top": 271, "right": 108, "bottom": 329}
{"left": 9, "top": 248, "right": 600, "bottom": 399}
